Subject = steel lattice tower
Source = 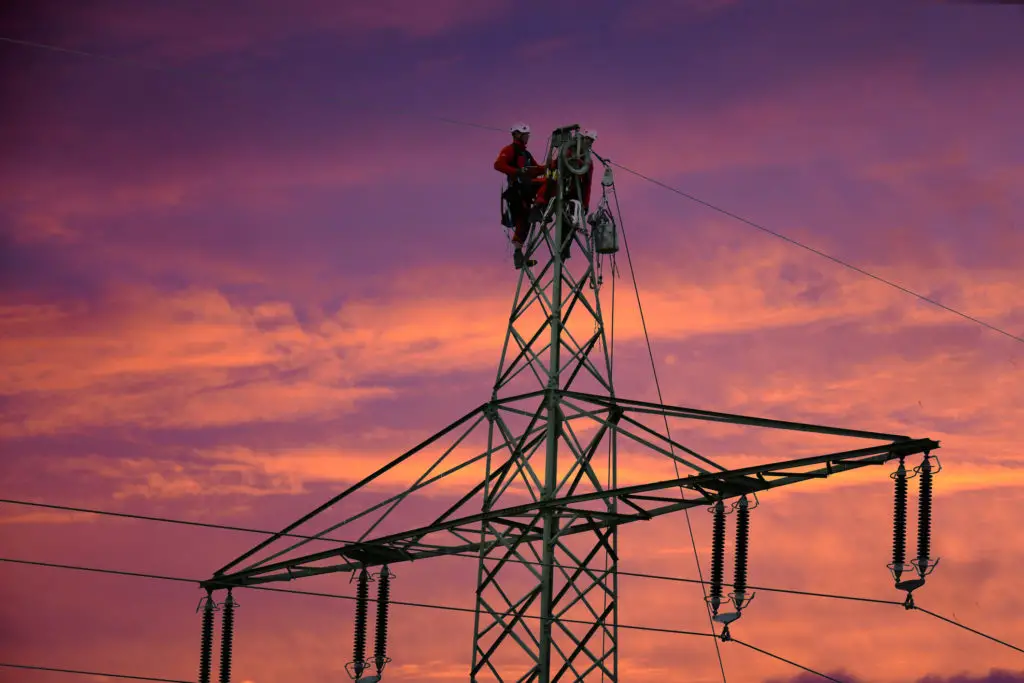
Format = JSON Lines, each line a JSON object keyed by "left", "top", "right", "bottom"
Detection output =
{"left": 469, "top": 125, "right": 625, "bottom": 682}
{"left": 199, "top": 124, "right": 940, "bottom": 683}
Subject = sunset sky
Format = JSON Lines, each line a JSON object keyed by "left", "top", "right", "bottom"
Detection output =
{"left": 2, "top": 0, "right": 1024, "bottom": 682}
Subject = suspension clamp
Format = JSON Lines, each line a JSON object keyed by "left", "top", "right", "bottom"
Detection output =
{"left": 911, "top": 556, "right": 941, "bottom": 578}
{"left": 345, "top": 661, "right": 368, "bottom": 680}
{"left": 731, "top": 492, "right": 760, "bottom": 511}
{"left": 196, "top": 594, "right": 219, "bottom": 614}
{"left": 914, "top": 453, "right": 942, "bottom": 476}
{"left": 728, "top": 590, "right": 755, "bottom": 611}
{"left": 350, "top": 567, "right": 376, "bottom": 584}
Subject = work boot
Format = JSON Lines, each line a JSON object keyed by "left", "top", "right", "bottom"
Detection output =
{"left": 513, "top": 248, "right": 536, "bottom": 270}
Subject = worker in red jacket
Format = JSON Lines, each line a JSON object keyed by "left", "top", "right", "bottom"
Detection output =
{"left": 532, "top": 128, "right": 597, "bottom": 261}
{"left": 495, "top": 122, "right": 546, "bottom": 269}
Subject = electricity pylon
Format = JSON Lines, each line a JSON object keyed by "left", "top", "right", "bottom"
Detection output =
{"left": 200, "top": 124, "right": 940, "bottom": 683}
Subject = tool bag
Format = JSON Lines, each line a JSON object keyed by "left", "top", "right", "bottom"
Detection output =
{"left": 500, "top": 182, "right": 515, "bottom": 228}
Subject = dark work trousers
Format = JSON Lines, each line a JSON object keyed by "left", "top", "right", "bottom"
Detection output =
{"left": 506, "top": 183, "right": 533, "bottom": 245}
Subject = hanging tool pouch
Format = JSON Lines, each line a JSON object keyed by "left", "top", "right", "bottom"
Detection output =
{"left": 500, "top": 181, "right": 516, "bottom": 228}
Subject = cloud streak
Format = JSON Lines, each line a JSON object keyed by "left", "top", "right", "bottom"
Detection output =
{"left": 2, "top": 1, "right": 1023, "bottom": 681}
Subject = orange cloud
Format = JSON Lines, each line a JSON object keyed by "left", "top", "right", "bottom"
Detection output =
{"left": 0, "top": 288, "right": 391, "bottom": 436}
{"left": 4, "top": 4, "right": 1023, "bottom": 681}
{"left": 4, "top": 227, "right": 1022, "bottom": 480}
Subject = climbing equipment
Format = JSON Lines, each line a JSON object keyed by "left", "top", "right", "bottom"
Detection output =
{"left": 566, "top": 199, "right": 584, "bottom": 229}
{"left": 588, "top": 199, "right": 618, "bottom": 255}
{"left": 500, "top": 186, "right": 515, "bottom": 229}
{"left": 495, "top": 122, "right": 619, "bottom": 285}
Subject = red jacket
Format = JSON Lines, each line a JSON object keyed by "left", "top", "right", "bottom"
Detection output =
{"left": 494, "top": 142, "right": 543, "bottom": 180}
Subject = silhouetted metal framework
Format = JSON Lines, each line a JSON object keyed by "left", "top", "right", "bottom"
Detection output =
{"left": 201, "top": 124, "right": 940, "bottom": 683}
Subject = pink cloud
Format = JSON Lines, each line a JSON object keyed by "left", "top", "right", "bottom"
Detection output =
{"left": 4, "top": 223, "right": 1022, "bottom": 492}
{"left": 2, "top": 7, "right": 1022, "bottom": 680}
{"left": 0, "top": 288, "right": 392, "bottom": 435}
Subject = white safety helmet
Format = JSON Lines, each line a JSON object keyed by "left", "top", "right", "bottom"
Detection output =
{"left": 510, "top": 122, "right": 531, "bottom": 135}
{"left": 580, "top": 128, "right": 597, "bottom": 141}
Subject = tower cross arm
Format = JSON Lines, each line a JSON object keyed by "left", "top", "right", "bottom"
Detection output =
{"left": 202, "top": 437, "right": 938, "bottom": 589}
{"left": 566, "top": 391, "right": 919, "bottom": 442}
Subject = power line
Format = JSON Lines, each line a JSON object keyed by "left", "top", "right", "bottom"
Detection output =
{"left": 0, "top": 497, "right": 902, "bottom": 607}
{"left": 608, "top": 174, "right": 728, "bottom": 681}
{"left": 0, "top": 556, "right": 712, "bottom": 638}
{"left": 0, "top": 36, "right": 170, "bottom": 71}
{"left": 7, "top": 554, "right": 1020, "bottom": 660}
{"left": 605, "top": 159, "right": 1024, "bottom": 347}
{"left": 729, "top": 639, "right": 846, "bottom": 683}
{"left": 2, "top": 31, "right": 1024, "bottom": 348}
{"left": 423, "top": 113, "right": 505, "bottom": 132}
{"left": 914, "top": 605, "right": 1024, "bottom": 655}
{"left": 0, "top": 555, "right": 855, "bottom": 683}
{"left": 4, "top": 555, "right": 1021, "bottom": 682}
{"left": 0, "top": 662, "right": 190, "bottom": 683}
{"left": 0, "top": 641, "right": 848, "bottom": 683}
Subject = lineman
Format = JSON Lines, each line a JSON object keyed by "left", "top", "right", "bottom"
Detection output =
{"left": 494, "top": 122, "right": 545, "bottom": 269}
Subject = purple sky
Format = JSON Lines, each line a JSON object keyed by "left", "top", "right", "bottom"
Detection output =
{"left": 2, "top": 1, "right": 1024, "bottom": 682}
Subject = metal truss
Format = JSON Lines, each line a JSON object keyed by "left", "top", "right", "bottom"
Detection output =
{"left": 203, "top": 125, "right": 940, "bottom": 683}
{"left": 204, "top": 394, "right": 936, "bottom": 587}
{"left": 471, "top": 125, "right": 620, "bottom": 683}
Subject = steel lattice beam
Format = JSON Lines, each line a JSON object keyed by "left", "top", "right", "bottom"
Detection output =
{"left": 203, "top": 432, "right": 936, "bottom": 589}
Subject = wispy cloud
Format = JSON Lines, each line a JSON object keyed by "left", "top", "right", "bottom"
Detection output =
{"left": 3, "top": 1, "right": 1022, "bottom": 680}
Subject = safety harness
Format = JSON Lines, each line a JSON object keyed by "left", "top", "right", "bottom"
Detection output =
{"left": 499, "top": 142, "right": 537, "bottom": 229}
